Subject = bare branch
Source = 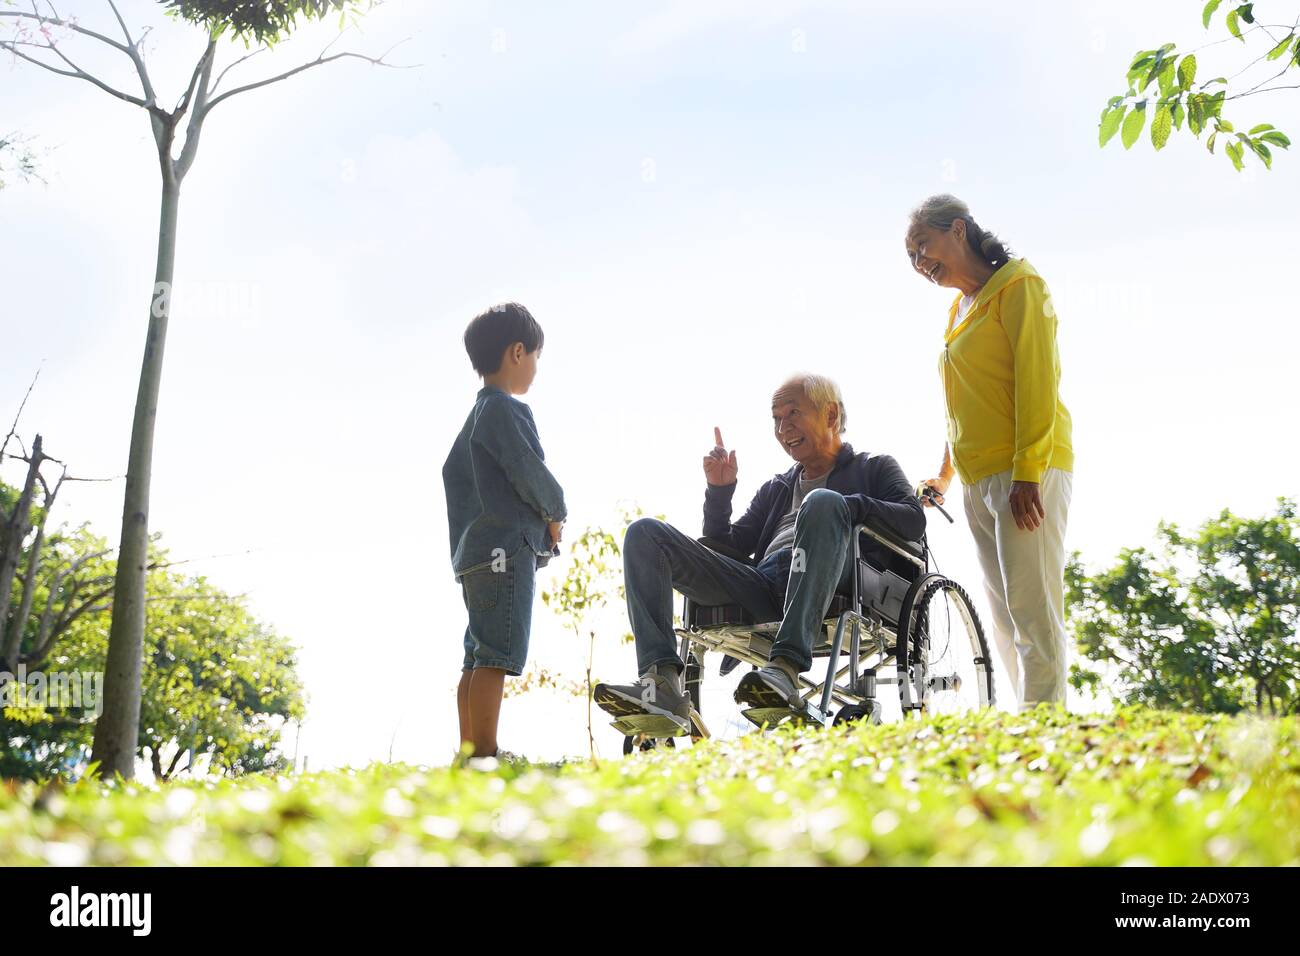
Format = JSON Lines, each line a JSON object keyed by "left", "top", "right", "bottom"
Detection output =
{"left": 174, "top": 40, "right": 215, "bottom": 180}
{"left": 1227, "top": 80, "right": 1300, "bottom": 101}
{"left": 151, "top": 547, "right": 260, "bottom": 571}
{"left": 0, "top": 37, "right": 148, "bottom": 107}
{"left": 2, "top": 366, "right": 41, "bottom": 465}
{"left": 104, "top": 0, "right": 133, "bottom": 46}
{"left": 209, "top": 47, "right": 264, "bottom": 96}
{"left": 0, "top": 10, "right": 130, "bottom": 55}
{"left": 202, "top": 38, "right": 414, "bottom": 119}
{"left": 175, "top": 35, "right": 216, "bottom": 116}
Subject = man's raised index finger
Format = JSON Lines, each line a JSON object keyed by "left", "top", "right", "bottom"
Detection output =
{"left": 713, "top": 426, "right": 724, "bottom": 449}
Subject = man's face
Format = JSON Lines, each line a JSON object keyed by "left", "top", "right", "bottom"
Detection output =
{"left": 771, "top": 384, "right": 838, "bottom": 465}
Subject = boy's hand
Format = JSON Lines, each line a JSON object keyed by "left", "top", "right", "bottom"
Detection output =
{"left": 703, "top": 426, "right": 739, "bottom": 486}
{"left": 548, "top": 520, "right": 565, "bottom": 547}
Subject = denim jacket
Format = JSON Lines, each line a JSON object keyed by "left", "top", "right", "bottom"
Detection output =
{"left": 443, "top": 385, "right": 567, "bottom": 576}
{"left": 702, "top": 442, "right": 925, "bottom": 575}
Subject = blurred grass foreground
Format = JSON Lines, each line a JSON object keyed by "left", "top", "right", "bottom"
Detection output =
{"left": 3, "top": 706, "right": 1297, "bottom": 866}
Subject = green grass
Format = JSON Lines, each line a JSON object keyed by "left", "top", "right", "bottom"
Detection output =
{"left": 3, "top": 706, "right": 1297, "bottom": 865}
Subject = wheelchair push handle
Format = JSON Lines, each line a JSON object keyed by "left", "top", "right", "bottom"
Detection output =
{"left": 918, "top": 483, "right": 955, "bottom": 524}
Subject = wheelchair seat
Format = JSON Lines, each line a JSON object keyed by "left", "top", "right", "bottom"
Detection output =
{"left": 687, "top": 553, "right": 917, "bottom": 632}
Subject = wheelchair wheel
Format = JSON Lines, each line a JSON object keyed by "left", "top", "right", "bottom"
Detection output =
{"left": 896, "top": 574, "right": 995, "bottom": 715}
{"left": 621, "top": 734, "right": 676, "bottom": 755}
{"left": 833, "top": 702, "right": 881, "bottom": 726}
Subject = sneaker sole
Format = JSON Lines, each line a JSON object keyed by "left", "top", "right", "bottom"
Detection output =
{"left": 734, "top": 671, "right": 796, "bottom": 710}
{"left": 593, "top": 684, "right": 689, "bottom": 723}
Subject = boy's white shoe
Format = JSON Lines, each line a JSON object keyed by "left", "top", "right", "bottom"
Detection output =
{"left": 464, "top": 748, "right": 529, "bottom": 771}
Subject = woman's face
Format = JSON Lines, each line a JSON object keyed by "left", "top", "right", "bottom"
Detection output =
{"left": 904, "top": 220, "right": 967, "bottom": 289}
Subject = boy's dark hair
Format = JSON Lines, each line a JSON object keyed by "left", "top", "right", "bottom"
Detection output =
{"left": 463, "top": 302, "right": 545, "bottom": 376}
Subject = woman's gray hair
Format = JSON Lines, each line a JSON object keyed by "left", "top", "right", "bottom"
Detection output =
{"left": 780, "top": 373, "right": 847, "bottom": 435}
{"left": 909, "top": 193, "right": 1013, "bottom": 269}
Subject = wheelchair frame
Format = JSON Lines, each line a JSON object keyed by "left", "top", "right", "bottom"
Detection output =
{"left": 614, "top": 517, "right": 995, "bottom": 748}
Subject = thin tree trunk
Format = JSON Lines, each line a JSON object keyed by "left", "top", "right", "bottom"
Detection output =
{"left": 91, "top": 176, "right": 180, "bottom": 779}
{"left": 586, "top": 627, "right": 598, "bottom": 766}
{"left": 0, "top": 435, "right": 43, "bottom": 669}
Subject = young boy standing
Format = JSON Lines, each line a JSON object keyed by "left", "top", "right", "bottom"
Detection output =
{"left": 442, "top": 303, "right": 566, "bottom": 762}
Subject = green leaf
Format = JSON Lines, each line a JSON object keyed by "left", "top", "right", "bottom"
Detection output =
{"left": 1173, "top": 101, "right": 1185, "bottom": 131}
{"left": 1099, "top": 106, "right": 1126, "bottom": 147}
{"left": 1237, "top": 3, "right": 1255, "bottom": 25}
{"left": 1265, "top": 33, "right": 1294, "bottom": 60}
{"left": 1249, "top": 139, "right": 1272, "bottom": 169}
{"left": 1257, "top": 130, "right": 1291, "bottom": 148}
{"left": 1202, "top": 0, "right": 1222, "bottom": 28}
{"left": 1207, "top": 130, "right": 1217, "bottom": 153}
{"left": 1127, "top": 52, "right": 1156, "bottom": 86}
{"left": 1121, "top": 103, "right": 1147, "bottom": 149}
{"left": 1248, "top": 123, "right": 1274, "bottom": 135}
{"left": 1226, "top": 8, "right": 1242, "bottom": 39}
{"left": 1188, "top": 95, "right": 1204, "bottom": 134}
{"left": 1217, "top": 118, "right": 1235, "bottom": 133}
{"left": 1156, "top": 63, "right": 1175, "bottom": 97}
{"left": 1144, "top": 57, "right": 1165, "bottom": 91}
{"left": 1177, "top": 53, "right": 1197, "bottom": 89}
{"left": 1226, "top": 139, "right": 1244, "bottom": 170}
{"left": 1151, "top": 106, "right": 1174, "bottom": 150}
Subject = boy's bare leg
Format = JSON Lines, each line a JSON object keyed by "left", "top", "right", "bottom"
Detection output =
{"left": 457, "top": 669, "right": 473, "bottom": 754}
{"left": 467, "top": 667, "right": 507, "bottom": 757}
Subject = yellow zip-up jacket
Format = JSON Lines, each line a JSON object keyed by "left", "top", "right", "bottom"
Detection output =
{"left": 939, "top": 257, "right": 1073, "bottom": 485}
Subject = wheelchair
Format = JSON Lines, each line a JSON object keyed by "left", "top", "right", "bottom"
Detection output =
{"left": 613, "top": 500, "right": 996, "bottom": 754}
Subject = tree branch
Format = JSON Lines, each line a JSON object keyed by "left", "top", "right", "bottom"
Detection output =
{"left": 208, "top": 47, "right": 264, "bottom": 96}
{"left": 1227, "top": 82, "right": 1300, "bottom": 100}
{"left": 0, "top": 9, "right": 130, "bottom": 55}
{"left": 1, "top": 366, "right": 40, "bottom": 468}
{"left": 0, "top": 37, "right": 147, "bottom": 106}
{"left": 175, "top": 35, "right": 215, "bottom": 116}
{"left": 104, "top": 0, "right": 133, "bottom": 47}
{"left": 175, "top": 37, "right": 216, "bottom": 180}
{"left": 201, "top": 38, "right": 412, "bottom": 119}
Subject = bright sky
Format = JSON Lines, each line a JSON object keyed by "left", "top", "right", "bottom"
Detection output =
{"left": 2, "top": 0, "right": 1297, "bottom": 770}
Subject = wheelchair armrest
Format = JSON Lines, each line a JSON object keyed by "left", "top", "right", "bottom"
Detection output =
{"left": 853, "top": 518, "right": 926, "bottom": 564}
{"left": 696, "top": 536, "right": 756, "bottom": 566}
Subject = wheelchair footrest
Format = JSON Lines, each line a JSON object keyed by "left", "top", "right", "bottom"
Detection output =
{"left": 611, "top": 713, "right": 691, "bottom": 739}
{"left": 740, "top": 706, "right": 816, "bottom": 729}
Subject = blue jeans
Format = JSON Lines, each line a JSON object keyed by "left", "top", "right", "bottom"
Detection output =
{"left": 624, "top": 488, "right": 855, "bottom": 674}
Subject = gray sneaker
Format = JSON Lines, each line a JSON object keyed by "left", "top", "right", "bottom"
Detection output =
{"left": 735, "top": 664, "right": 801, "bottom": 710}
{"left": 594, "top": 669, "right": 692, "bottom": 730}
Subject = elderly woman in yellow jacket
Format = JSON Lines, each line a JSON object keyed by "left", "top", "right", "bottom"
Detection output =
{"left": 904, "top": 194, "right": 1073, "bottom": 710}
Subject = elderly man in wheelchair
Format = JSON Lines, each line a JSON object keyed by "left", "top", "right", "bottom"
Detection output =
{"left": 593, "top": 373, "right": 995, "bottom": 746}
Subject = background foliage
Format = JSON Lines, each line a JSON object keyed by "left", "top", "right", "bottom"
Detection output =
{"left": 1068, "top": 498, "right": 1300, "bottom": 715}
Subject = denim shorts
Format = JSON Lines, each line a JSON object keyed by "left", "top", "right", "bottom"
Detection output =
{"left": 458, "top": 544, "right": 537, "bottom": 676}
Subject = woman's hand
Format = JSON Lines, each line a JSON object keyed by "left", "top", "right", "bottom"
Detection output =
{"left": 548, "top": 520, "right": 565, "bottom": 547}
{"left": 703, "top": 426, "right": 739, "bottom": 486}
{"left": 920, "top": 475, "right": 952, "bottom": 507}
{"left": 1008, "top": 481, "right": 1046, "bottom": 531}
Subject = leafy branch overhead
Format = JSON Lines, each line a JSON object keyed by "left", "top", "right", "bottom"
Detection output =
{"left": 1098, "top": 1, "right": 1297, "bottom": 170}
{"left": 161, "top": 0, "right": 374, "bottom": 46}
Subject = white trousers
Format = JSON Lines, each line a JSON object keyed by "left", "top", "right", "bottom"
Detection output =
{"left": 962, "top": 467, "right": 1072, "bottom": 710}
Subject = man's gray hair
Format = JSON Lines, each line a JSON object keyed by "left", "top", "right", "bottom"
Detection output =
{"left": 779, "top": 372, "right": 847, "bottom": 435}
